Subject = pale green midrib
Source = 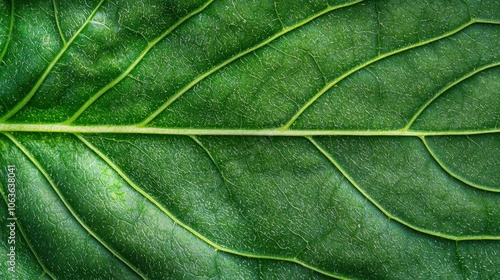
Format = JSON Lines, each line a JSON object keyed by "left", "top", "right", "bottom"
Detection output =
{"left": 137, "top": 0, "right": 365, "bottom": 127}
{"left": 281, "top": 19, "right": 500, "bottom": 130}
{"left": 3, "top": 133, "right": 146, "bottom": 280}
{"left": 52, "top": 0, "right": 67, "bottom": 45}
{"left": 307, "top": 137, "right": 500, "bottom": 241}
{"left": 403, "top": 63, "right": 500, "bottom": 131}
{"left": 0, "top": 123, "right": 498, "bottom": 136}
{"left": 0, "top": 0, "right": 105, "bottom": 123}
{"left": 64, "top": 0, "right": 215, "bottom": 124}
{"left": 75, "top": 133, "right": 353, "bottom": 280}
{"left": 421, "top": 136, "right": 500, "bottom": 193}
{"left": 0, "top": 0, "right": 14, "bottom": 62}
{"left": 0, "top": 184, "right": 57, "bottom": 280}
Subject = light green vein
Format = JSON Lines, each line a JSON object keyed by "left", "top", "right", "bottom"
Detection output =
{"left": 307, "top": 136, "right": 500, "bottom": 241}
{"left": 0, "top": 0, "right": 14, "bottom": 63}
{"left": 403, "top": 63, "right": 500, "bottom": 131}
{"left": 272, "top": 0, "right": 285, "bottom": 29}
{"left": 0, "top": 0, "right": 105, "bottom": 122}
{"left": 281, "top": 20, "right": 498, "bottom": 130}
{"left": 192, "top": 135, "right": 313, "bottom": 247}
{"left": 4, "top": 133, "right": 146, "bottom": 280}
{"left": 76, "top": 133, "right": 230, "bottom": 253}
{"left": 64, "top": 0, "right": 215, "bottom": 124}
{"left": 188, "top": 135, "right": 258, "bottom": 230}
{"left": 188, "top": 135, "right": 240, "bottom": 193}
{"left": 137, "top": 0, "right": 365, "bottom": 127}
{"left": 459, "top": 0, "right": 472, "bottom": 22}
{"left": 0, "top": 123, "right": 498, "bottom": 136}
{"left": 421, "top": 136, "right": 499, "bottom": 193}
{"left": 293, "top": 224, "right": 338, "bottom": 261}
{"left": 475, "top": 19, "right": 500, "bottom": 25}
{"left": 52, "top": 0, "right": 67, "bottom": 45}
{"left": 0, "top": 175, "right": 56, "bottom": 279}
{"left": 76, "top": 133, "right": 352, "bottom": 280}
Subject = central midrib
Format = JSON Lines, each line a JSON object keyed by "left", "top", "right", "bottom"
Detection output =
{"left": 0, "top": 123, "right": 497, "bottom": 136}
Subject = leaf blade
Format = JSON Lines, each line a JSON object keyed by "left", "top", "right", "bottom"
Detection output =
{"left": 0, "top": 0, "right": 499, "bottom": 279}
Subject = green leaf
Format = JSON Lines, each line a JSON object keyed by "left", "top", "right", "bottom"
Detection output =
{"left": 0, "top": 0, "right": 499, "bottom": 279}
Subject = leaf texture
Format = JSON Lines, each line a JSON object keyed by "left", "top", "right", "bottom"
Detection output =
{"left": 0, "top": 0, "right": 499, "bottom": 279}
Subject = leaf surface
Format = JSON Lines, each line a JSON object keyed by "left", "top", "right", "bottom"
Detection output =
{"left": 0, "top": 0, "right": 499, "bottom": 279}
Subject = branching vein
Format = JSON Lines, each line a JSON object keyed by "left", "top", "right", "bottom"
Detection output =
{"left": 137, "top": 0, "right": 364, "bottom": 126}
{"left": 52, "top": 0, "right": 67, "bottom": 45}
{"left": 75, "top": 134, "right": 349, "bottom": 280}
{"left": 4, "top": 132, "right": 146, "bottom": 279}
{"left": 65, "top": 0, "right": 215, "bottom": 124}
{"left": 306, "top": 136, "right": 500, "bottom": 241}
{"left": 0, "top": 179, "right": 56, "bottom": 279}
{"left": 420, "top": 136, "right": 499, "bottom": 192}
{"left": 0, "top": 0, "right": 105, "bottom": 122}
{"left": 403, "top": 63, "right": 500, "bottom": 131}
{"left": 0, "top": 0, "right": 14, "bottom": 63}
{"left": 281, "top": 20, "right": 496, "bottom": 130}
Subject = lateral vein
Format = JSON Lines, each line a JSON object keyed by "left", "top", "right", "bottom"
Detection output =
{"left": 0, "top": 174, "right": 57, "bottom": 279}
{"left": 75, "top": 134, "right": 356, "bottom": 280}
{"left": 138, "top": 0, "right": 365, "bottom": 126}
{"left": 420, "top": 136, "right": 500, "bottom": 193}
{"left": 281, "top": 20, "right": 491, "bottom": 130}
{"left": 403, "top": 63, "right": 500, "bottom": 131}
{"left": 52, "top": 0, "right": 67, "bottom": 45}
{"left": 4, "top": 132, "right": 146, "bottom": 279}
{"left": 0, "top": 0, "right": 106, "bottom": 122}
{"left": 306, "top": 136, "right": 500, "bottom": 241}
{"left": 65, "top": 0, "right": 215, "bottom": 124}
{"left": 0, "top": 0, "right": 14, "bottom": 63}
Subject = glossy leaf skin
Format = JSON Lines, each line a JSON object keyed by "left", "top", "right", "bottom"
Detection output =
{"left": 0, "top": 0, "right": 499, "bottom": 279}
